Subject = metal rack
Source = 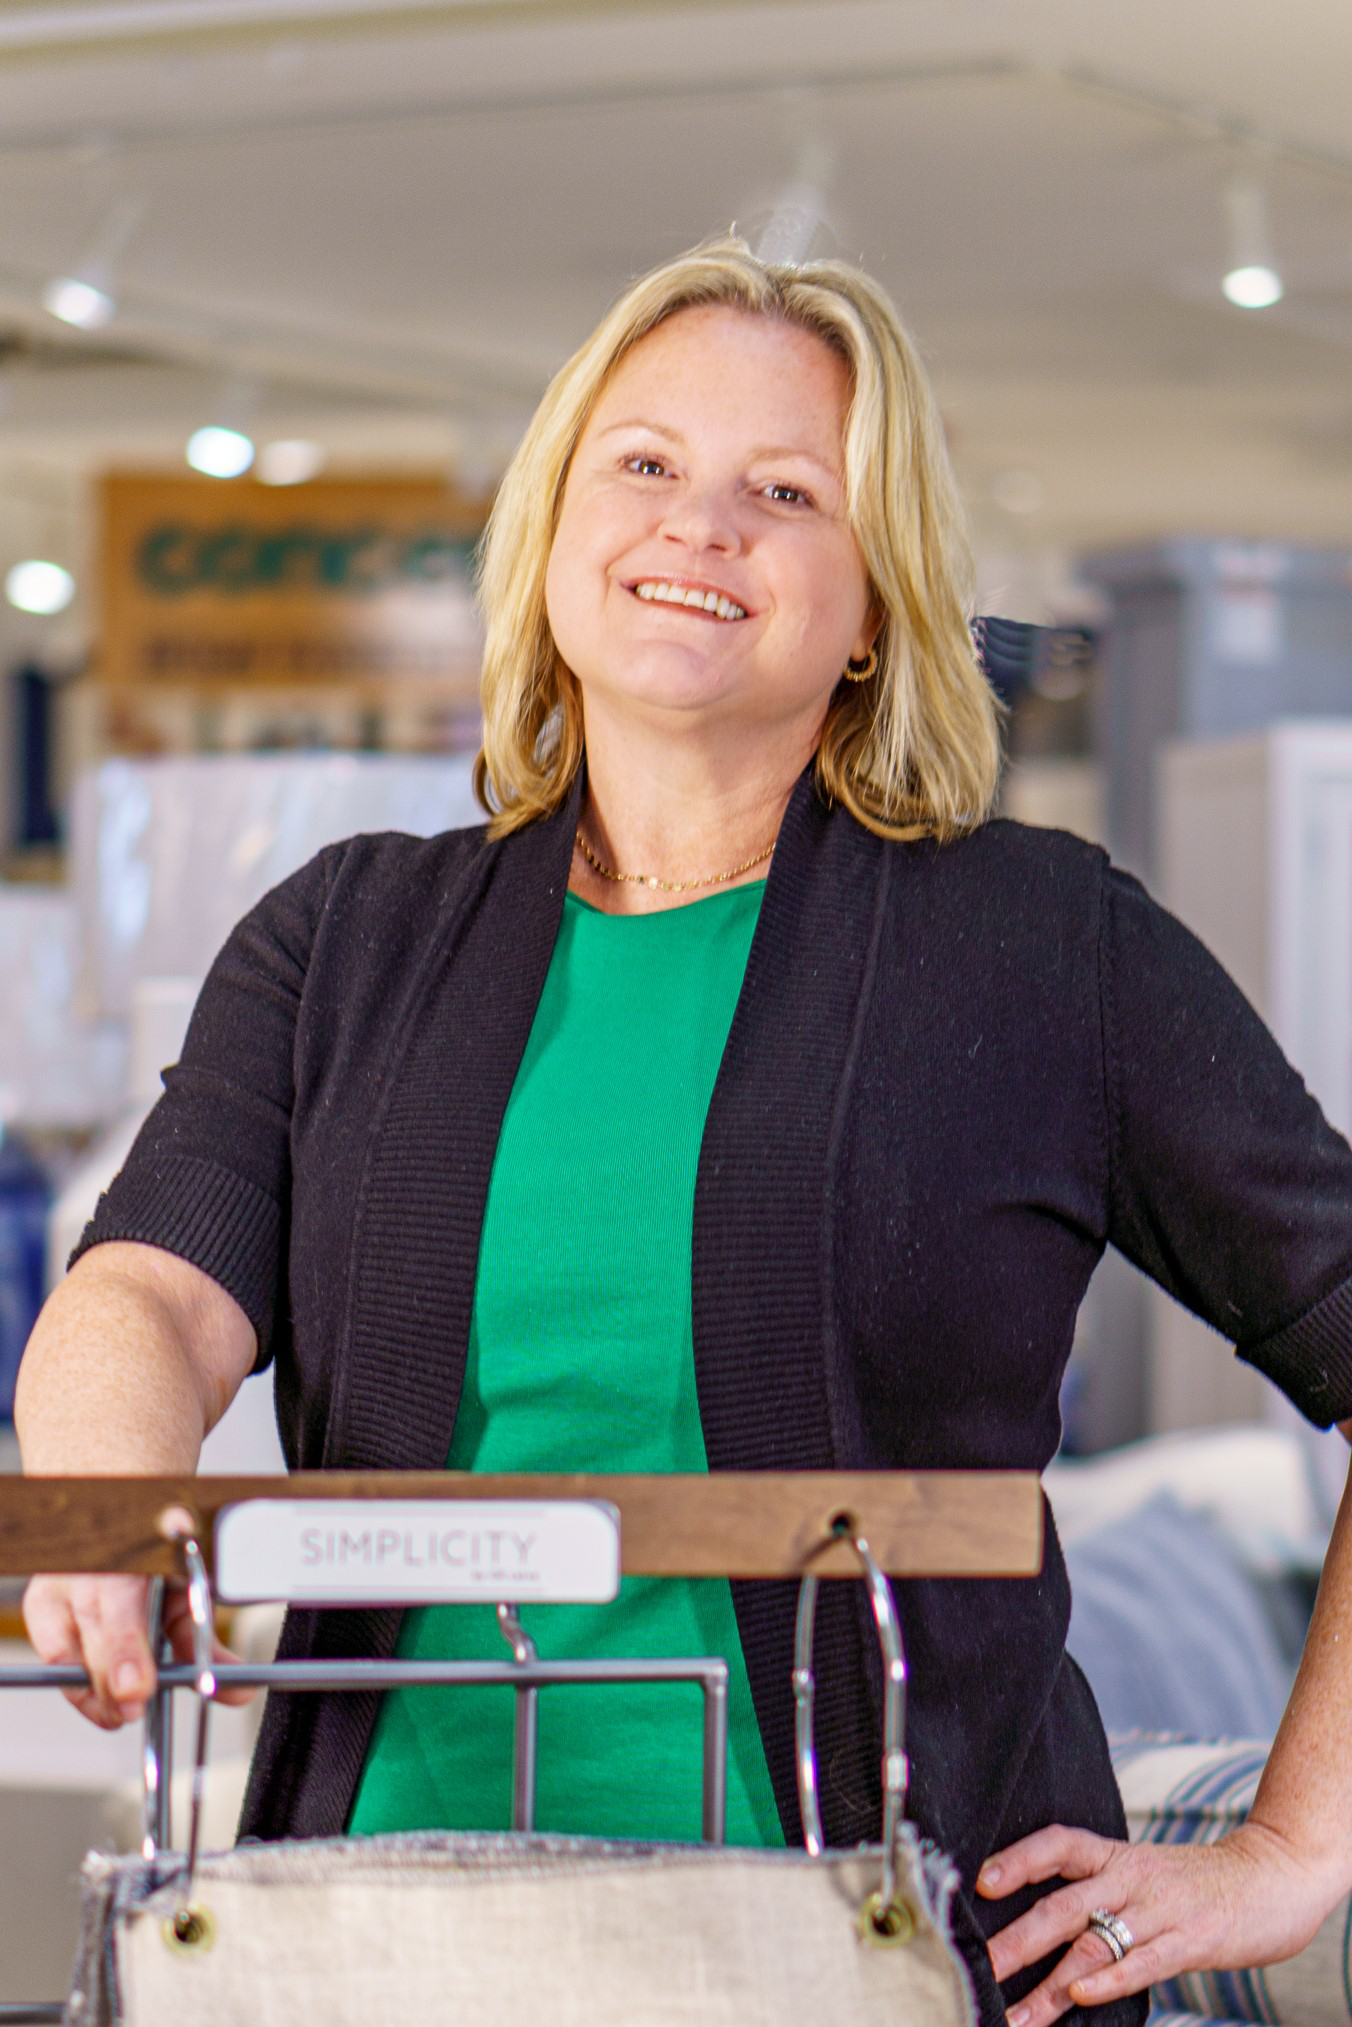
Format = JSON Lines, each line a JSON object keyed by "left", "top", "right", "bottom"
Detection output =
{"left": 0, "top": 1470, "right": 1042, "bottom": 2023}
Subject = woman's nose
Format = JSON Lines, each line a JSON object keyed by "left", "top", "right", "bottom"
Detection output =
{"left": 657, "top": 484, "right": 741, "bottom": 554}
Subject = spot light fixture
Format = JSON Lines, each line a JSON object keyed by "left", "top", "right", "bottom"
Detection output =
{"left": 40, "top": 195, "right": 144, "bottom": 331}
{"left": 750, "top": 131, "right": 837, "bottom": 267}
{"left": 41, "top": 276, "right": 115, "bottom": 330}
{"left": 257, "top": 438, "right": 325, "bottom": 486}
{"left": 186, "top": 425, "right": 256, "bottom": 478}
{"left": 5, "top": 559, "right": 76, "bottom": 615}
{"left": 1221, "top": 175, "right": 1284, "bottom": 309}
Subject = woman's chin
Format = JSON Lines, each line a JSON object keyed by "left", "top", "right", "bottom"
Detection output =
{"left": 582, "top": 661, "right": 747, "bottom": 721}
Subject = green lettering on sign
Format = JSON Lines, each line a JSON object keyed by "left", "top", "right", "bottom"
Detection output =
{"left": 137, "top": 527, "right": 198, "bottom": 596}
{"left": 133, "top": 525, "right": 475, "bottom": 597}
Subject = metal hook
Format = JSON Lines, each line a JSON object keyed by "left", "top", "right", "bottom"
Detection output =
{"left": 178, "top": 1532, "right": 216, "bottom": 1911}
{"left": 793, "top": 1517, "right": 909, "bottom": 1914}
{"left": 156, "top": 1513, "right": 217, "bottom": 1937}
{"left": 496, "top": 1602, "right": 539, "bottom": 1833}
{"left": 140, "top": 1577, "right": 172, "bottom": 1861}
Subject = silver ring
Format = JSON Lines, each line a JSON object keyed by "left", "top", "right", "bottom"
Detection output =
{"left": 1087, "top": 1909, "right": 1134, "bottom": 1961}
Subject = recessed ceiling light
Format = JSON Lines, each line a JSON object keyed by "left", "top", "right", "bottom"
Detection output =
{"left": 42, "top": 276, "right": 115, "bottom": 329}
{"left": 257, "top": 438, "right": 325, "bottom": 486}
{"left": 6, "top": 560, "right": 76, "bottom": 615}
{"left": 186, "top": 425, "right": 255, "bottom": 478}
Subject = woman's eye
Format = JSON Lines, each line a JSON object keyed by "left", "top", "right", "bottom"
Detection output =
{"left": 625, "top": 454, "right": 667, "bottom": 477}
{"left": 765, "top": 482, "right": 812, "bottom": 507}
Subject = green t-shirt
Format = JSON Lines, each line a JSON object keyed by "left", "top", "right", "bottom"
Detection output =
{"left": 348, "top": 880, "right": 784, "bottom": 1847}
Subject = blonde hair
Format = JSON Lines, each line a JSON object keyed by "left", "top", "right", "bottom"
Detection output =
{"left": 473, "top": 236, "right": 1000, "bottom": 842}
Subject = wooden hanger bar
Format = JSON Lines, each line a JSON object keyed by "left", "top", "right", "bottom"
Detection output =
{"left": 0, "top": 1472, "right": 1041, "bottom": 1580}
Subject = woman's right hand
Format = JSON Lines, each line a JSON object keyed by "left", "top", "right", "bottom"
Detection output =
{"left": 13, "top": 1244, "right": 262, "bottom": 1728}
{"left": 22, "top": 1572, "right": 254, "bottom": 1729}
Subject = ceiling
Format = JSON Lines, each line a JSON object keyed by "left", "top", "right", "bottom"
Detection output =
{"left": 0, "top": 0, "right": 1350, "bottom": 654}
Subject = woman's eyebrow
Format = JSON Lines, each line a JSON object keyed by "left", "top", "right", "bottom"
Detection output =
{"left": 747, "top": 444, "right": 842, "bottom": 479}
{"left": 594, "top": 417, "right": 685, "bottom": 441}
{"left": 595, "top": 418, "right": 839, "bottom": 479}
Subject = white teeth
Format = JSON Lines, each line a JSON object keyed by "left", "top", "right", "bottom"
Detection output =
{"left": 631, "top": 580, "right": 746, "bottom": 619}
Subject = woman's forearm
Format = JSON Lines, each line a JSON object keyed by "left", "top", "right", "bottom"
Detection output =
{"left": 974, "top": 1423, "right": 1352, "bottom": 2027}
{"left": 1246, "top": 1422, "right": 1352, "bottom": 1904}
{"left": 16, "top": 1244, "right": 258, "bottom": 1728}
{"left": 15, "top": 1242, "right": 253, "bottom": 1475}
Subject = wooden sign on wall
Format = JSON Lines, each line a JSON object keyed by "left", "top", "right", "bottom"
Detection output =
{"left": 97, "top": 474, "right": 489, "bottom": 695}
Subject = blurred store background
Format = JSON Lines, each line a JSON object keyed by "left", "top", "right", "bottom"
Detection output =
{"left": 0, "top": 1, "right": 1349, "bottom": 1401}
{"left": 3, "top": 0, "right": 1352, "bottom": 1454}
{"left": 1, "top": 0, "right": 1351, "bottom": 1986}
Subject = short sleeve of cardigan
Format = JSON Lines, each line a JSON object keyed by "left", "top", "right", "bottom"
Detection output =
{"left": 69, "top": 844, "right": 340, "bottom": 1370}
{"left": 1103, "top": 862, "right": 1352, "bottom": 1427}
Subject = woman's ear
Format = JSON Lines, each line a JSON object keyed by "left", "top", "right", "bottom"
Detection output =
{"left": 850, "top": 601, "right": 885, "bottom": 665}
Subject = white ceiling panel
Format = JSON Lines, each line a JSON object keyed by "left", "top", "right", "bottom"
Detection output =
{"left": 0, "top": 0, "right": 1347, "bottom": 612}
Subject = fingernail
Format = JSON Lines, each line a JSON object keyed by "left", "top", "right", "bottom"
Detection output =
{"left": 1009, "top": 2008, "right": 1031, "bottom": 2026}
{"left": 114, "top": 1664, "right": 142, "bottom": 1695}
{"left": 979, "top": 1862, "right": 1002, "bottom": 1886}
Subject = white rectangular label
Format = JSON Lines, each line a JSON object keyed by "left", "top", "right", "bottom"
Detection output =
{"left": 213, "top": 1499, "right": 621, "bottom": 1606}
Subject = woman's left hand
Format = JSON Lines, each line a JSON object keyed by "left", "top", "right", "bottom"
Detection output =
{"left": 976, "top": 1818, "right": 1339, "bottom": 2025}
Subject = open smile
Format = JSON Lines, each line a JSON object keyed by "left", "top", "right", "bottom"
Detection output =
{"left": 625, "top": 576, "right": 749, "bottom": 622}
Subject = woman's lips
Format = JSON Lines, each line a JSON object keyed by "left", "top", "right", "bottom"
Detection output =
{"left": 627, "top": 578, "right": 749, "bottom": 621}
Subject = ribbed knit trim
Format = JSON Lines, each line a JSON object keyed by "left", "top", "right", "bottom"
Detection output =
{"left": 241, "top": 782, "right": 582, "bottom": 1843}
{"left": 691, "top": 767, "right": 886, "bottom": 1851}
{"left": 1240, "top": 1270, "right": 1352, "bottom": 1427}
{"left": 71, "top": 1154, "right": 283, "bottom": 1357}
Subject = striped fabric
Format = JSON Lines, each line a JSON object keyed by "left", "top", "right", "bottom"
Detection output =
{"left": 1111, "top": 1736, "right": 1352, "bottom": 2027}
{"left": 1148, "top": 2009, "right": 1253, "bottom": 2027}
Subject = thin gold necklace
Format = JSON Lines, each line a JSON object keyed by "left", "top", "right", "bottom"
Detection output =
{"left": 574, "top": 827, "right": 777, "bottom": 893}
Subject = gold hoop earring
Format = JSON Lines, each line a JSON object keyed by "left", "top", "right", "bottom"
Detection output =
{"left": 844, "top": 646, "right": 878, "bottom": 683}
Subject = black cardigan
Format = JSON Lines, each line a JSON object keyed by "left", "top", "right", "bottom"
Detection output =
{"left": 76, "top": 765, "right": 1352, "bottom": 2027}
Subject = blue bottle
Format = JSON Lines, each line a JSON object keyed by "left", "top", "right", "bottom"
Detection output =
{"left": 0, "top": 1128, "right": 50, "bottom": 1421}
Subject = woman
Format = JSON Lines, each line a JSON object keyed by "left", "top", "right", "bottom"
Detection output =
{"left": 17, "top": 238, "right": 1352, "bottom": 2027}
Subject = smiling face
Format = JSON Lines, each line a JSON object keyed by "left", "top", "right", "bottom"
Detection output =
{"left": 544, "top": 304, "right": 877, "bottom": 755}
